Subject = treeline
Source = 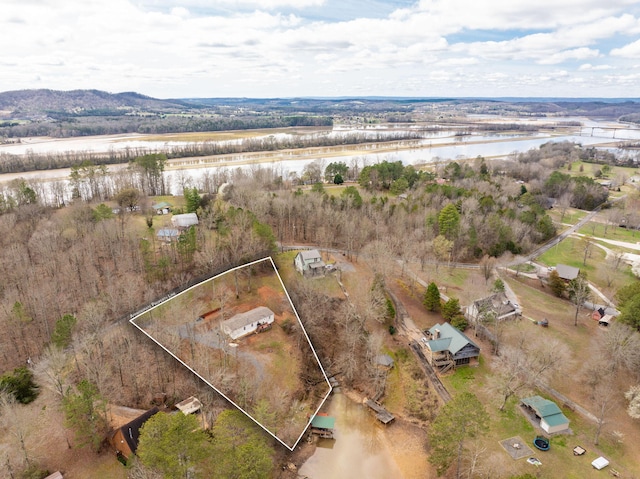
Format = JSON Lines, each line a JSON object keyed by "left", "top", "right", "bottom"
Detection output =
{"left": 0, "top": 114, "right": 333, "bottom": 139}
{"left": 0, "top": 130, "right": 424, "bottom": 175}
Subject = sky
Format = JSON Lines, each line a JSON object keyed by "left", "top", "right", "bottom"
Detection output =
{"left": 2, "top": 0, "right": 640, "bottom": 99}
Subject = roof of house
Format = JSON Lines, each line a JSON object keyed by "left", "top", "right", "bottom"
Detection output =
{"left": 375, "top": 354, "right": 395, "bottom": 367}
{"left": 556, "top": 264, "right": 580, "bottom": 280}
{"left": 427, "top": 323, "right": 479, "bottom": 355}
{"left": 471, "top": 293, "right": 517, "bottom": 317}
{"left": 298, "top": 249, "right": 322, "bottom": 262}
{"left": 222, "top": 306, "right": 274, "bottom": 333}
{"left": 521, "top": 396, "right": 569, "bottom": 426}
{"left": 311, "top": 415, "right": 336, "bottom": 429}
{"left": 114, "top": 407, "right": 160, "bottom": 455}
{"left": 172, "top": 212, "right": 199, "bottom": 227}
{"left": 152, "top": 201, "right": 172, "bottom": 210}
{"left": 157, "top": 228, "right": 179, "bottom": 238}
{"left": 175, "top": 396, "right": 202, "bottom": 415}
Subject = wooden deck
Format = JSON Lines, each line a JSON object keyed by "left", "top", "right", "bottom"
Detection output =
{"left": 364, "top": 399, "right": 395, "bottom": 424}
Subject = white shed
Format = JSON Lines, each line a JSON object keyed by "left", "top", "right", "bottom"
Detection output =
{"left": 591, "top": 457, "right": 609, "bottom": 470}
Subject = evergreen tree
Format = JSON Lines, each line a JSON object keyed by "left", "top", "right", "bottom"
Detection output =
{"left": 50, "top": 314, "right": 77, "bottom": 349}
{"left": 424, "top": 282, "right": 441, "bottom": 312}
{"left": 184, "top": 186, "right": 202, "bottom": 213}
{"left": 63, "top": 380, "right": 108, "bottom": 451}
{"left": 212, "top": 410, "right": 274, "bottom": 479}
{"left": 429, "top": 392, "right": 489, "bottom": 477}
{"left": 442, "top": 297, "right": 461, "bottom": 322}
{"left": 138, "top": 412, "right": 213, "bottom": 479}
{"left": 618, "top": 294, "right": 640, "bottom": 331}
{"left": 0, "top": 367, "right": 39, "bottom": 404}
{"left": 548, "top": 269, "right": 566, "bottom": 297}
{"left": 438, "top": 203, "right": 460, "bottom": 240}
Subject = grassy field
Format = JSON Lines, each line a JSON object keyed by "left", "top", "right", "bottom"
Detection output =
{"left": 536, "top": 235, "right": 635, "bottom": 296}
{"left": 547, "top": 207, "right": 588, "bottom": 226}
{"left": 579, "top": 221, "right": 640, "bottom": 242}
{"left": 565, "top": 161, "right": 638, "bottom": 180}
{"left": 538, "top": 236, "right": 603, "bottom": 271}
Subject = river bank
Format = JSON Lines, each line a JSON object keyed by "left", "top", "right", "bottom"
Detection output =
{"left": 291, "top": 389, "right": 431, "bottom": 479}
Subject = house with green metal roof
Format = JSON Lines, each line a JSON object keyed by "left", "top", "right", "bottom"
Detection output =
{"left": 424, "top": 322, "right": 480, "bottom": 373}
{"left": 152, "top": 201, "right": 173, "bottom": 215}
{"left": 521, "top": 395, "right": 570, "bottom": 434}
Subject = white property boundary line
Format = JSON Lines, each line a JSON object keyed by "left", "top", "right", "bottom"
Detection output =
{"left": 129, "top": 256, "right": 333, "bottom": 451}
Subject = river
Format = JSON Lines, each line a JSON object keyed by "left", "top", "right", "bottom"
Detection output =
{"left": 298, "top": 392, "right": 430, "bottom": 479}
{"left": 0, "top": 117, "right": 637, "bottom": 203}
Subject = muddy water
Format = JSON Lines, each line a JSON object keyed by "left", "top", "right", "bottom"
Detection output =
{"left": 298, "top": 393, "right": 403, "bottom": 479}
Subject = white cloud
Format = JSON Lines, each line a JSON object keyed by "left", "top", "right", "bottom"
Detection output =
{"left": 538, "top": 47, "right": 600, "bottom": 65}
{"left": 0, "top": 0, "right": 639, "bottom": 97}
{"left": 140, "top": 0, "right": 325, "bottom": 11}
{"left": 611, "top": 39, "right": 640, "bottom": 58}
{"left": 579, "top": 63, "right": 613, "bottom": 70}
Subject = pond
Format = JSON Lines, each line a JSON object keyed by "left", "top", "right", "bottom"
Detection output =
{"left": 298, "top": 393, "right": 403, "bottom": 479}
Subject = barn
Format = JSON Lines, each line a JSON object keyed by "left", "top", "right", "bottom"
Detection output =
{"left": 221, "top": 306, "right": 275, "bottom": 340}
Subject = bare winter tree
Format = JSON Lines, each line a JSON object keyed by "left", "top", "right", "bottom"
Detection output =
{"left": 567, "top": 274, "right": 591, "bottom": 327}
{"left": 491, "top": 335, "right": 569, "bottom": 411}
{"left": 33, "top": 345, "right": 69, "bottom": 398}
{"left": 592, "top": 378, "right": 618, "bottom": 445}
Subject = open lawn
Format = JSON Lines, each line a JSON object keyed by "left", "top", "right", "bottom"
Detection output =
{"left": 565, "top": 161, "right": 638, "bottom": 180}
{"left": 537, "top": 235, "right": 636, "bottom": 297}
{"left": 548, "top": 207, "right": 588, "bottom": 226}
{"left": 579, "top": 220, "right": 640, "bottom": 242}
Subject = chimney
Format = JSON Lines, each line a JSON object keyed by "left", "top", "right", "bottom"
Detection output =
{"left": 435, "top": 329, "right": 440, "bottom": 339}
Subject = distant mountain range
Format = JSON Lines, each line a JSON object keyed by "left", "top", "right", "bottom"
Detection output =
{"left": 0, "top": 89, "right": 190, "bottom": 118}
{"left": 2, "top": 88, "right": 640, "bottom": 123}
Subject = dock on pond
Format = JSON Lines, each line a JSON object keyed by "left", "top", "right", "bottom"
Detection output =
{"left": 363, "top": 399, "right": 395, "bottom": 424}
{"left": 310, "top": 415, "right": 336, "bottom": 439}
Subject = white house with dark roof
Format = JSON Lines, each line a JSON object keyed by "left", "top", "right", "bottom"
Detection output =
{"left": 221, "top": 306, "right": 275, "bottom": 340}
{"left": 424, "top": 322, "right": 480, "bottom": 372}
{"left": 294, "top": 249, "right": 325, "bottom": 277}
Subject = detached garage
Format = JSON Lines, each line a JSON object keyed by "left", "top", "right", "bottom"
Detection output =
{"left": 521, "top": 396, "right": 570, "bottom": 434}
